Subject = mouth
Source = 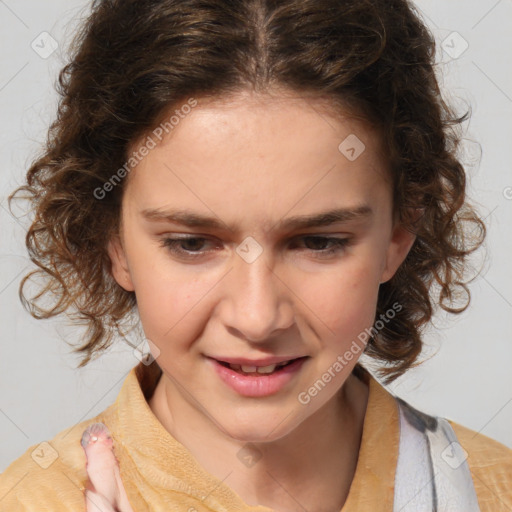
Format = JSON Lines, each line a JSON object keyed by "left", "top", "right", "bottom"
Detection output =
{"left": 215, "top": 357, "right": 308, "bottom": 376}
{"left": 209, "top": 355, "right": 310, "bottom": 397}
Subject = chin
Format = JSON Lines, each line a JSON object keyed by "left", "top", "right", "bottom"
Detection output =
{"left": 224, "top": 425, "right": 288, "bottom": 444}
{"left": 213, "top": 408, "right": 303, "bottom": 444}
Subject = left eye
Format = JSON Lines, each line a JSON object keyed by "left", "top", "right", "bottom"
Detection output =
{"left": 289, "top": 236, "right": 350, "bottom": 256}
{"left": 159, "top": 235, "right": 350, "bottom": 259}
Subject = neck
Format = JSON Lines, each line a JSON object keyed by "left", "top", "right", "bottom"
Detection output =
{"left": 149, "top": 370, "right": 369, "bottom": 512}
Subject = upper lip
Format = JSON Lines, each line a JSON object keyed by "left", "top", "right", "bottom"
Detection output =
{"left": 208, "top": 355, "right": 308, "bottom": 366}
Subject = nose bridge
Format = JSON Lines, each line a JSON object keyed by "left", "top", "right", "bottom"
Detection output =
{"left": 225, "top": 242, "right": 292, "bottom": 341}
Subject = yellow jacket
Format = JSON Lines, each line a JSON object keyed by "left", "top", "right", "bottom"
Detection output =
{"left": 1, "top": 361, "right": 511, "bottom": 511}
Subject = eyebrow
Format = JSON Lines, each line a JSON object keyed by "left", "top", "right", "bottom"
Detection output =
{"left": 140, "top": 205, "right": 373, "bottom": 233}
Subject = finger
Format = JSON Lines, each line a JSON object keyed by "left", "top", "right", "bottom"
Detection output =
{"left": 81, "top": 423, "right": 135, "bottom": 512}
{"left": 82, "top": 423, "right": 119, "bottom": 506}
{"left": 85, "top": 488, "right": 118, "bottom": 512}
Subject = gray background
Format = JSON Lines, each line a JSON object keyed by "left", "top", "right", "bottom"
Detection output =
{"left": 1, "top": 0, "right": 511, "bottom": 472}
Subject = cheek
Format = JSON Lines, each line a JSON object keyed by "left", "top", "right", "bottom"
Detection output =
{"left": 298, "top": 256, "right": 382, "bottom": 343}
{"left": 131, "top": 262, "right": 220, "bottom": 354}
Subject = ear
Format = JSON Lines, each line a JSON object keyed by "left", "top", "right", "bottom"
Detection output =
{"left": 107, "top": 234, "right": 135, "bottom": 291}
{"left": 380, "top": 222, "right": 416, "bottom": 284}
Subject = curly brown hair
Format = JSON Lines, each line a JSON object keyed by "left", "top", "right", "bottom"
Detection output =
{"left": 9, "top": 0, "right": 485, "bottom": 384}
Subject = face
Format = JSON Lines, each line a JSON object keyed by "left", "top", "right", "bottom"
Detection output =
{"left": 108, "top": 89, "right": 414, "bottom": 442}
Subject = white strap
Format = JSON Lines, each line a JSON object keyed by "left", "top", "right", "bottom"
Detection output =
{"left": 393, "top": 397, "right": 481, "bottom": 512}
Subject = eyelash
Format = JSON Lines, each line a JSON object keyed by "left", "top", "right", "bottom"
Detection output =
{"left": 159, "top": 235, "right": 351, "bottom": 260}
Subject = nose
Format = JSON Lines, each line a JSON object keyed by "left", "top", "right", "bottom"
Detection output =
{"left": 222, "top": 245, "right": 294, "bottom": 343}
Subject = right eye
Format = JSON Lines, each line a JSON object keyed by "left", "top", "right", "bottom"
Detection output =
{"left": 159, "top": 236, "right": 217, "bottom": 259}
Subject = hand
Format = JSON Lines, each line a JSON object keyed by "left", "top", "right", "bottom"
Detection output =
{"left": 81, "top": 422, "right": 135, "bottom": 512}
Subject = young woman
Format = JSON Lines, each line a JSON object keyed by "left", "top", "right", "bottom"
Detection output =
{"left": 1, "top": 0, "right": 511, "bottom": 511}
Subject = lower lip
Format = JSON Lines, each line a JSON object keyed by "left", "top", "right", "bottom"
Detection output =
{"left": 209, "top": 357, "right": 308, "bottom": 397}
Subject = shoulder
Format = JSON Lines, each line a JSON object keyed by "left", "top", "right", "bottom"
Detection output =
{"left": 0, "top": 406, "right": 116, "bottom": 512}
{"left": 449, "top": 420, "right": 512, "bottom": 511}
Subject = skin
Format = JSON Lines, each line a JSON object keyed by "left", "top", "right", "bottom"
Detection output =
{"left": 84, "top": 89, "right": 415, "bottom": 512}
{"left": 81, "top": 422, "right": 134, "bottom": 512}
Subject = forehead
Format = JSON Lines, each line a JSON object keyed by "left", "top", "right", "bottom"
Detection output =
{"left": 159, "top": 89, "right": 383, "bottom": 156}
{"left": 123, "top": 90, "right": 391, "bottom": 227}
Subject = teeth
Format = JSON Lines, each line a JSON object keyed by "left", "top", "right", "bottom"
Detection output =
{"left": 241, "top": 365, "right": 257, "bottom": 373}
{"left": 228, "top": 362, "right": 290, "bottom": 374}
{"left": 255, "top": 364, "right": 277, "bottom": 374}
